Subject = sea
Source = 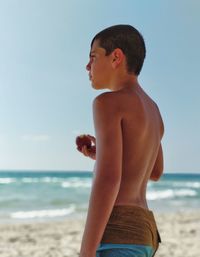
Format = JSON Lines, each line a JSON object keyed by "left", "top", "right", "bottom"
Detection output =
{"left": 0, "top": 171, "right": 200, "bottom": 224}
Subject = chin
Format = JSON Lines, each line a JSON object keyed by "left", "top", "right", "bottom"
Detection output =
{"left": 91, "top": 82, "right": 101, "bottom": 90}
{"left": 92, "top": 81, "right": 107, "bottom": 90}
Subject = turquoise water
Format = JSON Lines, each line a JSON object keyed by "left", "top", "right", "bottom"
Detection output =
{"left": 0, "top": 171, "right": 200, "bottom": 223}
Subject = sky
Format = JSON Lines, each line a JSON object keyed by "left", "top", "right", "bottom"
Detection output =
{"left": 0, "top": 0, "right": 200, "bottom": 173}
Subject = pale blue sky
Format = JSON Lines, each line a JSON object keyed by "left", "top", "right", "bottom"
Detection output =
{"left": 0, "top": 0, "right": 200, "bottom": 172}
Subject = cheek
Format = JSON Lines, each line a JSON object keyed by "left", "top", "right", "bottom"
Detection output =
{"left": 92, "top": 61, "right": 105, "bottom": 72}
{"left": 91, "top": 63, "right": 100, "bottom": 76}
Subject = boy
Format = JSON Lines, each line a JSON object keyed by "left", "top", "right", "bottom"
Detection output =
{"left": 77, "top": 24, "right": 164, "bottom": 257}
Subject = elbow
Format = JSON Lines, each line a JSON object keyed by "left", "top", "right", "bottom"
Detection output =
{"left": 150, "top": 168, "right": 164, "bottom": 181}
{"left": 150, "top": 175, "right": 161, "bottom": 181}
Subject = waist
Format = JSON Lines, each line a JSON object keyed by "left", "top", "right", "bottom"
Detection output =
{"left": 108, "top": 204, "right": 155, "bottom": 223}
{"left": 101, "top": 204, "right": 160, "bottom": 249}
{"left": 114, "top": 192, "right": 148, "bottom": 208}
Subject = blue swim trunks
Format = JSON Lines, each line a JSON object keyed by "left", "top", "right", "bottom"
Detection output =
{"left": 96, "top": 243, "right": 155, "bottom": 257}
{"left": 96, "top": 205, "right": 161, "bottom": 257}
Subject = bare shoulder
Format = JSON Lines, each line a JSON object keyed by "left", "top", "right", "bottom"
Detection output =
{"left": 93, "top": 91, "right": 120, "bottom": 110}
{"left": 93, "top": 91, "right": 119, "bottom": 101}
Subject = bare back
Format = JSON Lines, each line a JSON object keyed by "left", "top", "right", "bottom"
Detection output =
{"left": 112, "top": 85, "right": 164, "bottom": 209}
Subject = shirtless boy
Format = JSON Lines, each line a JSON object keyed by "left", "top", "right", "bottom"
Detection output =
{"left": 77, "top": 24, "right": 164, "bottom": 257}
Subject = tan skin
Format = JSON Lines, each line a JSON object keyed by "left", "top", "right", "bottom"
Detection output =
{"left": 78, "top": 40, "right": 164, "bottom": 257}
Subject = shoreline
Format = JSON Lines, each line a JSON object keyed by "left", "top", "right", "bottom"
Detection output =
{"left": 0, "top": 211, "right": 199, "bottom": 257}
{"left": 1, "top": 206, "right": 200, "bottom": 224}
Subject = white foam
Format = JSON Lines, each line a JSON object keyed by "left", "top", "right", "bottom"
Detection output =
{"left": 21, "top": 177, "right": 90, "bottom": 185}
{"left": 0, "top": 178, "right": 16, "bottom": 184}
{"left": 22, "top": 178, "right": 40, "bottom": 183}
{"left": 185, "top": 182, "right": 200, "bottom": 188}
{"left": 170, "top": 181, "right": 200, "bottom": 188}
{"left": 174, "top": 189, "right": 197, "bottom": 196}
{"left": 147, "top": 189, "right": 197, "bottom": 200}
{"left": 21, "top": 177, "right": 62, "bottom": 183}
{"left": 62, "top": 179, "right": 92, "bottom": 188}
{"left": 10, "top": 205, "right": 75, "bottom": 219}
{"left": 42, "top": 177, "right": 61, "bottom": 183}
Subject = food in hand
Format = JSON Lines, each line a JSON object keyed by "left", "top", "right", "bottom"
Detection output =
{"left": 76, "top": 135, "right": 92, "bottom": 151}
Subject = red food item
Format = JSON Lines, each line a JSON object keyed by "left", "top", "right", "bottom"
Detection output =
{"left": 76, "top": 135, "right": 92, "bottom": 151}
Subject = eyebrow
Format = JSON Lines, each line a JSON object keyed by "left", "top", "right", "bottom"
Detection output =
{"left": 89, "top": 50, "right": 96, "bottom": 57}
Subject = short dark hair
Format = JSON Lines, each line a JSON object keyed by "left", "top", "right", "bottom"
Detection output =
{"left": 91, "top": 24, "right": 146, "bottom": 75}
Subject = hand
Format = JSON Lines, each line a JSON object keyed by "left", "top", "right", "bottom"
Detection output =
{"left": 77, "top": 134, "right": 96, "bottom": 160}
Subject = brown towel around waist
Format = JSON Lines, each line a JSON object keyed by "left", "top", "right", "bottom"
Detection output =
{"left": 101, "top": 205, "right": 161, "bottom": 250}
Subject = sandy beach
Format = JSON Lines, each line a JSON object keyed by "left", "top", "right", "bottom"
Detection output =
{"left": 0, "top": 211, "right": 199, "bottom": 257}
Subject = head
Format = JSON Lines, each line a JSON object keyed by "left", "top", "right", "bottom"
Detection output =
{"left": 86, "top": 24, "right": 146, "bottom": 89}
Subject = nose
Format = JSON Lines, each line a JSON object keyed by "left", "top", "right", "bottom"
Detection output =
{"left": 86, "top": 61, "right": 91, "bottom": 71}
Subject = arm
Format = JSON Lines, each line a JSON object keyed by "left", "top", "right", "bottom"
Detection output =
{"left": 79, "top": 93, "right": 122, "bottom": 257}
{"left": 150, "top": 103, "right": 164, "bottom": 181}
{"left": 150, "top": 143, "right": 164, "bottom": 181}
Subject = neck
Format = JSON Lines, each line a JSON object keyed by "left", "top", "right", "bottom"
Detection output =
{"left": 108, "top": 73, "right": 139, "bottom": 92}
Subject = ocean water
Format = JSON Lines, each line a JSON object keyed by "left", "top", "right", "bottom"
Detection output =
{"left": 0, "top": 171, "right": 200, "bottom": 223}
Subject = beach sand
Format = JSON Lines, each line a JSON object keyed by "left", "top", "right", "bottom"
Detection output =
{"left": 0, "top": 211, "right": 199, "bottom": 257}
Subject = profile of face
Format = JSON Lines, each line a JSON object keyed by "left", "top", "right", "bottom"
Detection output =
{"left": 86, "top": 40, "right": 113, "bottom": 90}
{"left": 86, "top": 40, "right": 126, "bottom": 90}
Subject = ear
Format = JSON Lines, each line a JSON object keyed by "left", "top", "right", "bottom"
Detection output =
{"left": 111, "top": 48, "right": 124, "bottom": 69}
